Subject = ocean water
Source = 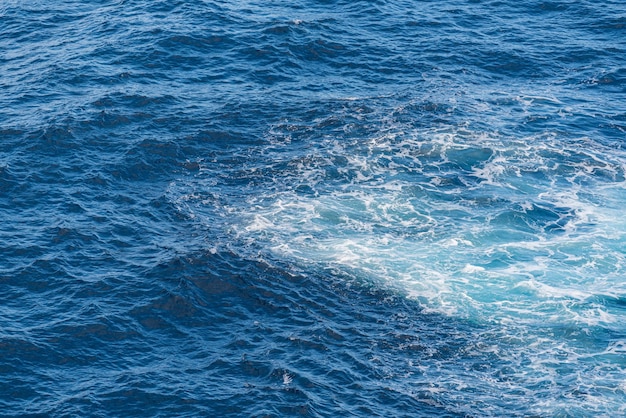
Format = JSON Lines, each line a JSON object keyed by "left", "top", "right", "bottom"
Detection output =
{"left": 1, "top": 0, "right": 626, "bottom": 416}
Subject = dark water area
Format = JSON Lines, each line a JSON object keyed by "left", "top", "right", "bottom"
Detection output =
{"left": 2, "top": 1, "right": 626, "bottom": 416}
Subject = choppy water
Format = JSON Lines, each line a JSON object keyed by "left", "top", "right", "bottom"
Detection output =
{"left": 2, "top": 1, "right": 626, "bottom": 416}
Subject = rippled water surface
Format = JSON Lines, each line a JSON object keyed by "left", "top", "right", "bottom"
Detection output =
{"left": 2, "top": 1, "right": 626, "bottom": 416}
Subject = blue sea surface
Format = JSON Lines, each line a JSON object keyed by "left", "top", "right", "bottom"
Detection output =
{"left": 2, "top": 0, "right": 626, "bottom": 416}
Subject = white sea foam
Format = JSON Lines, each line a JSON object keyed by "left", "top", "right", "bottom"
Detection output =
{"left": 220, "top": 123, "right": 625, "bottom": 329}
{"left": 166, "top": 97, "right": 626, "bottom": 417}
{"left": 172, "top": 103, "right": 625, "bottom": 358}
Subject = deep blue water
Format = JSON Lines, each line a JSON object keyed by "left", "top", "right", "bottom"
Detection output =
{"left": 2, "top": 0, "right": 626, "bottom": 416}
